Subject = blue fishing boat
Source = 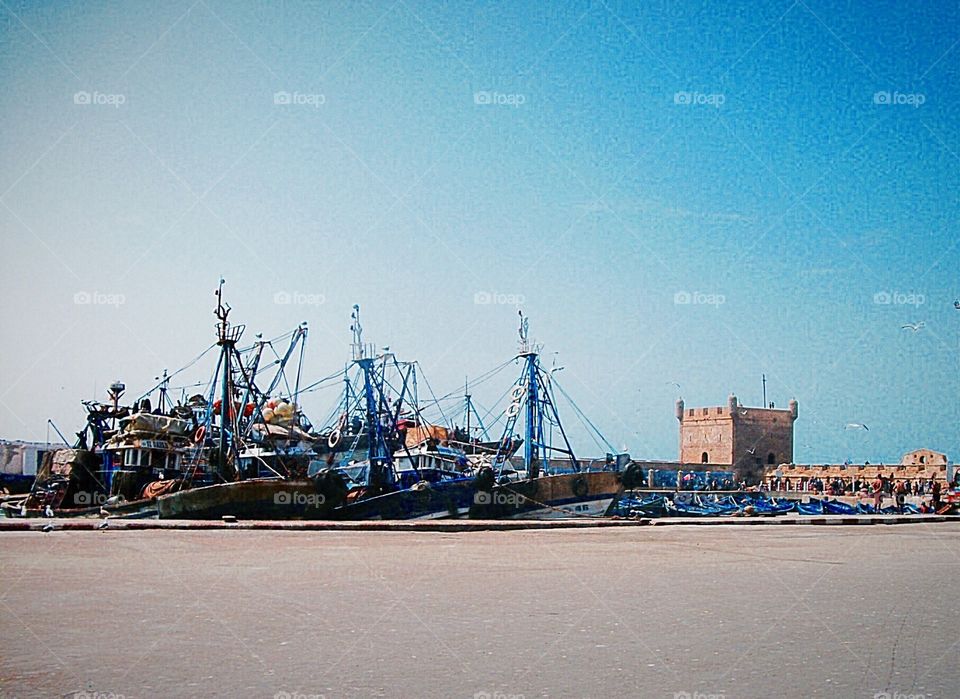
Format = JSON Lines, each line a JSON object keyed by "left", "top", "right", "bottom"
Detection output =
{"left": 796, "top": 499, "right": 824, "bottom": 515}
{"left": 468, "top": 313, "right": 629, "bottom": 519}
{"left": 822, "top": 499, "right": 857, "bottom": 515}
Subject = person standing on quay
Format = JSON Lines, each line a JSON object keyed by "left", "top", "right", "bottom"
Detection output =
{"left": 872, "top": 474, "right": 884, "bottom": 511}
{"left": 931, "top": 480, "right": 942, "bottom": 511}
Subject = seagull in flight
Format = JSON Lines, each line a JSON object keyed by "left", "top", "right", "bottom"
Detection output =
{"left": 901, "top": 321, "right": 925, "bottom": 332}
{"left": 844, "top": 423, "right": 869, "bottom": 431}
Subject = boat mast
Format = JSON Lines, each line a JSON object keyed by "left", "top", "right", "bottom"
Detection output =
{"left": 292, "top": 322, "right": 308, "bottom": 419}
{"left": 464, "top": 377, "right": 470, "bottom": 442}
{"left": 351, "top": 305, "right": 393, "bottom": 490}
{"left": 491, "top": 311, "right": 580, "bottom": 478}
{"left": 214, "top": 279, "right": 244, "bottom": 480}
{"left": 518, "top": 312, "right": 542, "bottom": 478}
{"left": 158, "top": 370, "right": 169, "bottom": 413}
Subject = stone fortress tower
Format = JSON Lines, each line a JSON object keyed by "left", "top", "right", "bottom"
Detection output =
{"left": 675, "top": 394, "right": 798, "bottom": 482}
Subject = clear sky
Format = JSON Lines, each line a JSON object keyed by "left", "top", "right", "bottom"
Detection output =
{"left": 1, "top": 0, "right": 958, "bottom": 464}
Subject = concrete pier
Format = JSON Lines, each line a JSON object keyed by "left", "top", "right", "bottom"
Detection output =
{"left": 1, "top": 524, "right": 959, "bottom": 698}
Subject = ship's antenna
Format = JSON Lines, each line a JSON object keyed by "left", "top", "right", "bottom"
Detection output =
{"left": 215, "top": 277, "right": 233, "bottom": 343}
{"left": 518, "top": 310, "right": 531, "bottom": 354}
{"left": 158, "top": 369, "right": 170, "bottom": 411}
{"left": 350, "top": 304, "right": 365, "bottom": 360}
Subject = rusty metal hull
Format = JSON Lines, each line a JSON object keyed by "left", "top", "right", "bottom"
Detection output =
{"left": 156, "top": 479, "right": 335, "bottom": 520}
{"left": 470, "top": 471, "right": 624, "bottom": 519}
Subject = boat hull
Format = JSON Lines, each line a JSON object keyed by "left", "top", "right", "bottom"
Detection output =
{"left": 334, "top": 479, "right": 477, "bottom": 520}
{"left": 154, "top": 472, "right": 625, "bottom": 521}
{"left": 156, "top": 479, "right": 337, "bottom": 519}
{"left": 338, "top": 471, "right": 623, "bottom": 520}
{"left": 470, "top": 471, "right": 623, "bottom": 519}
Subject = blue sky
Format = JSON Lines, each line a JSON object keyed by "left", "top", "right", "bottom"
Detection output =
{"left": 1, "top": 0, "right": 958, "bottom": 463}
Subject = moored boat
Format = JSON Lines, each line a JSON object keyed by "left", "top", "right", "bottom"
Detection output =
{"left": 467, "top": 313, "right": 633, "bottom": 520}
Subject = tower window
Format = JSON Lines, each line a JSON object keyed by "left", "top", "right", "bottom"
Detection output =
{"left": 767, "top": 453, "right": 776, "bottom": 465}
{"left": 701, "top": 452, "right": 709, "bottom": 463}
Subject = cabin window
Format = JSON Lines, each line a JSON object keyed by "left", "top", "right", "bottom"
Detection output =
{"left": 767, "top": 453, "right": 776, "bottom": 465}
{"left": 701, "top": 452, "right": 709, "bottom": 463}
{"left": 124, "top": 450, "right": 136, "bottom": 466}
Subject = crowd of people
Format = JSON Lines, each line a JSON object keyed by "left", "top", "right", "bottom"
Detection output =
{"left": 647, "top": 469, "right": 957, "bottom": 513}
{"left": 760, "top": 473, "right": 952, "bottom": 512}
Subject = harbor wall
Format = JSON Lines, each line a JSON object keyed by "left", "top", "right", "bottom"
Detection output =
{"left": 761, "top": 461, "right": 954, "bottom": 486}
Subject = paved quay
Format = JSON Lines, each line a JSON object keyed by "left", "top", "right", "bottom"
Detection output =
{"left": 0, "top": 513, "right": 957, "bottom": 532}
{"left": 1, "top": 524, "right": 958, "bottom": 698}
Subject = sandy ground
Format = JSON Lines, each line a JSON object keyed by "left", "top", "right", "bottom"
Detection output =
{"left": 0, "top": 524, "right": 958, "bottom": 699}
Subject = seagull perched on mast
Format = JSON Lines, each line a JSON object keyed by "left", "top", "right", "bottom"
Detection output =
{"left": 901, "top": 321, "right": 925, "bottom": 332}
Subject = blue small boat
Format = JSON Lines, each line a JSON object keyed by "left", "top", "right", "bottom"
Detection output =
{"left": 797, "top": 499, "right": 824, "bottom": 515}
{"left": 823, "top": 499, "right": 857, "bottom": 515}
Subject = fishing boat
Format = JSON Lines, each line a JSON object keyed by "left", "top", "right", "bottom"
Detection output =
{"left": 468, "top": 312, "right": 639, "bottom": 519}
{"left": 156, "top": 282, "right": 350, "bottom": 519}
{"left": 0, "top": 377, "right": 209, "bottom": 518}
{"left": 323, "top": 306, "right": 483, "bottom": 520}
